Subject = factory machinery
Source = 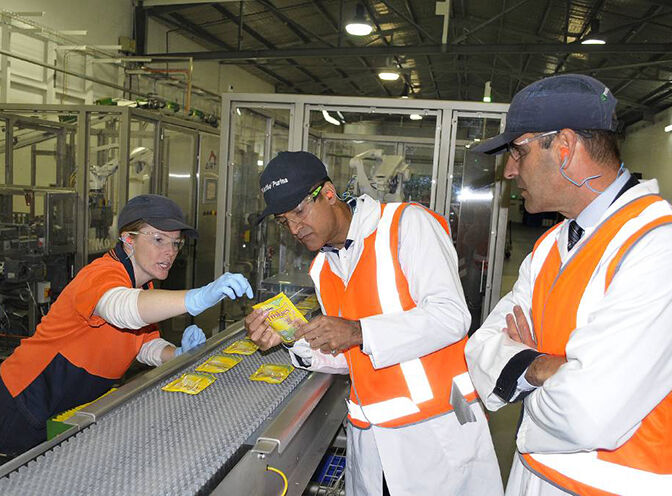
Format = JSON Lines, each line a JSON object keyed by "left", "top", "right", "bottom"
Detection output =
{"left": 0, "top": 316, "right": 349, "bottom": 496}
{"left": 0, "top": 189, "right": 77, "bottom": 358}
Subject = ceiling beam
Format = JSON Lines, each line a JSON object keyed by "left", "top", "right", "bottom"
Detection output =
{"left": 640, "top": 0, "right": 672, "bottom": 7}
{"left": 151, "top": 12, "right": 297, "bottom": 90}
{"left": 452, "top": 0, "right": 536, "bottom": 44}
{"left": 608, "top": 5, "right": 666, "bottom": 96}
{"left": 514, "top": 0, "right": 553, "bottom": 92}
{"left": 562, "top": 59, "right": 672, "bottom": 74}
{"left": 378, "top": 0, "right": 439, "bottom": 44}
{"left": 209, "top": 3, "right": 333, "bottom": 94}
{"left": 147, "top": 42, "right": 672, "bottom": 61}
{"left": 144, "top": 0, "right": 239, "bottom": 5}
{"left": 398, "top": 0, "right": 441, "bottom": 98}
{"left": 309, "top": 0, "right": 385, "bottom": 96}
{"left": 256, "top": 0, "right": 333, "bottom": 47}
{"left": 554, "top": 0, "right": 608, "bottom": 73}
{"left": 307, "top": 1, "right": 364, "bottom": 95}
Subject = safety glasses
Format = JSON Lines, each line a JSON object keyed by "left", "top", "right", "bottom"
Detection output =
{"left": 506, "top": 130, "right": 559, "bottom": 161}
{"left": 272, "top": 183, "right": 325, "bottom": 229}
{"left": 127, "top": 231, "right": 185, "bottom": 252}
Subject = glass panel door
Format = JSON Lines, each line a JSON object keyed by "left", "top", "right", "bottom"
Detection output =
{"left": 448, "top": 113, "right": 503, "bottom": 332}
{"left": 305, "top": 107, "right": 439, "bottom": 208}
{"left": 128, "top": 118, "right": 156, "bottom": 199}
{"left": 193, "top": 131, "right": 220, "bottom": 333}
{"left": 88, "top": 113, "right": 120, "bottom": 258}
{"left": 223, "top": 105, "right": 291, "bottom": 324}
{"left": 158, "top": 125, "right": 197, "bottom": 341}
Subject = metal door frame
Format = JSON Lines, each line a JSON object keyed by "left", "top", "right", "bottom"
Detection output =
{"left": 447, "top": 110, "right": 508, "bottom": 318}
{"left": 218, "top": 93, "right": 508, "bottom": 287}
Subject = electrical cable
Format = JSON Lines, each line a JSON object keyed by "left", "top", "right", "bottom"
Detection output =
{"left": 26, "top": 282, "right": 45, "bottom": 317}
{"left": 266, "top": 465, "right": 288, "bottom": 496}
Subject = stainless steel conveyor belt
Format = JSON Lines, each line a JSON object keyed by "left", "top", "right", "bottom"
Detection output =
{"left": 0, "top": 320, "right": 348, "bottom": 495}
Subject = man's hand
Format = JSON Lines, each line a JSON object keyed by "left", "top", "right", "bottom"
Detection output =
{"left": 525, "top": 355, "right": 567, "bottom": 387}
{"left": 295, "top": 315, "right": 362, "bottom": 355}
{"left": 504, "top": 305, "right": 567, "bottom": 386}
{"left": 504, "top": 305, "right": 536, "bottom": 347}
{"left": 245, "top": 308, "right": 282, "bottom": 351}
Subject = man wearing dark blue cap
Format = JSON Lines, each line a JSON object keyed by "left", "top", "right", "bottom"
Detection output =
{"left": 465, "top": 75, "right": 672, "bottom": 495}
{"left": 0, "top": 194, "right": 253, "bottom": 457}
{"left": 246, "top": 151, "right": 502, "bottom": 495}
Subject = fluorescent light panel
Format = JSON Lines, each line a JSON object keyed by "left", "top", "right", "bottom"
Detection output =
{"left": 322, "top": 110, "right": 341, "bottom": 126}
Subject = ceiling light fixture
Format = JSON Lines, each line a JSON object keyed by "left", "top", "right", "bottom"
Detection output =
{"left": 581, "top": 19, "right": 606, "bottom": 45}
{"left": 322, "top": 109, "right": 341, "bottom": 126}
{"left": 409, "top": 113, "right": 422, "bottom": 121}
{"left": 665, "top": 124, "right": 672, "bottom": 133}
{"left": 483, "top": 80, "right": 492, "bottom": 103}
{"left": 345, "top": 3, "right": 373, "bottom": 36}
{"left": 378, "top": 70, "right": 400, "bottom": 81}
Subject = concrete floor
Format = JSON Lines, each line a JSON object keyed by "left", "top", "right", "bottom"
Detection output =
{"left": 485, "top": 222, "right": 548, "bottom": 485}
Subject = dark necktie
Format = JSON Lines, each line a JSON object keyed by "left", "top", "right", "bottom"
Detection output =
{"left": 567, "top": 220, "right": 584, "bottom": 251}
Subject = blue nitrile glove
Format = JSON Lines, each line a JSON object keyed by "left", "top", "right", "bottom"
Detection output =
{"left": 184, "top": 272, "right": 254, "bottom": 316}
{"left": 174, "top": 324, "right": 206, "bottom": 357}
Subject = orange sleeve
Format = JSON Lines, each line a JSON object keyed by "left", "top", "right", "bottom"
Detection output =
{"left": 72, "top": 257, "right": 132, "bottom": 328}
{"left": 140, "top": 323, "right": 161, "bottom": 344}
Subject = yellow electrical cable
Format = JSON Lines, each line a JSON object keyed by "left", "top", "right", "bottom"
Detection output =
{"left": 266, "top": 465, "right": 288, "bottom": 496}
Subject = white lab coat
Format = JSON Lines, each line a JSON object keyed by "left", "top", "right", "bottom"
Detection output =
{"left": 289, "top": 195, "right": 503, "bottom": 496}
{"left": 465, "top": 180, "right": 672, "bottom": 495}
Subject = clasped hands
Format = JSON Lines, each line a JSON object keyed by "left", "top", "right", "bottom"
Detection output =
{"left": 245, "top": 310, "right": 362, "bottom": 355}
{"left": 504, "top": 305, "right": 567, "bottom": 387}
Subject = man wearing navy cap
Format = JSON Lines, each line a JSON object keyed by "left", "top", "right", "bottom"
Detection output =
{"left": 246, "top": 151, "right": 503, "bottom": 495}
{"left": 466, "top": 74, "right": 672, "bottom": 495}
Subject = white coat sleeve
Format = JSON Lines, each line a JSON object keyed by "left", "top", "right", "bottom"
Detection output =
{"left": 518, "top": 226, "right": 672, "bottom": 453}
{"left": 464, "top": 250, "right": 539, "bottom": 411}
{"left": 286, "top": 338, "right": 349, "bottom": 374}
{"left": 361, "top": 206, "right": 472, "bottom": 369}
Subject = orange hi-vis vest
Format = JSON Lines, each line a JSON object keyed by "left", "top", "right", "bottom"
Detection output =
{"left": 521, "top": 194, "right": 672, "bottom": 496}
{"left": 309, "top": 202, "right": 477, "bottom": 429}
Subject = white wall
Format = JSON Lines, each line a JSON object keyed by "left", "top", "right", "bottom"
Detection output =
{"left": 621, "top": 107, "right": 672, "bottom": 200}
{"left": 1, "top": 1, "right": 273, "bottom": 109}
{"left": 147, "top": 18, "right": 274, "bottom": 95}
{"left": 2, "top": 0, "right": 133, "bottom": 46}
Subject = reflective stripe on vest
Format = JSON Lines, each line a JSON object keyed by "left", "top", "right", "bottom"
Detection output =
{"left": 346, "top": 371, "right": 475, "bottom": 425}
{"left": 310, "top": 202, "right": 474, "bottom": 428}
{"left": 375, "top": 203, "right": 433, "bottom": 405}
{"left": 522, "top": 195, "right": 672, "bottom": 496}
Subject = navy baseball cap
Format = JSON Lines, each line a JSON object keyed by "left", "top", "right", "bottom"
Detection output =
{"left": 473, "top": 74, "right": 618, "bottom": 155}
{"left": 257, "top": 151, "right": 330, "bottom": 223}
{"left": 118, "top": 194, "right": 198, "bottom": 238}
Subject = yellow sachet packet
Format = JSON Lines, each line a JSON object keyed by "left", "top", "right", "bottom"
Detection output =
{"left": 223, "top": 338, "right": 259, "bottom": 355}
{"left": 162, "top": 372, "right": 216, "bottom": 395}
{"left": 252, "top": 292, "right": 307, "bottom": 344}
{"left": 195, "top": 354, "right": 242, "bottom": 373}
{"left": 249, "top": 364, "right": 295, "bottom": 384}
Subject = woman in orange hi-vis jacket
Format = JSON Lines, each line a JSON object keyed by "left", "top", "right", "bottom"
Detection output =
{"left": 0, "top": 194, "right": 253, "bottom": 457}
{"left": 245, "top": 151, "right": 503, "bottom": 496}
{"left": 466, "top": 74, "right": 672, "bottom": 496}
